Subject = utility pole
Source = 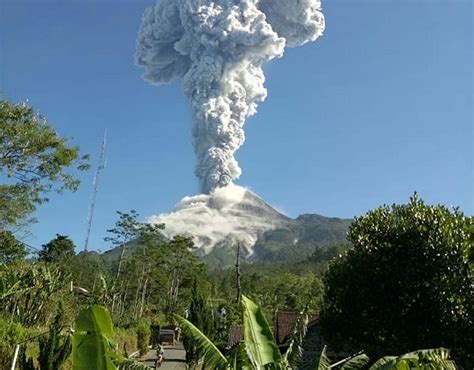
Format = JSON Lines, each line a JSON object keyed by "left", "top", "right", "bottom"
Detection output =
{"left": 236, "top": 242, "right": 241, "bottom": 304}
{"left": 84, "top": 129, "right": 107, "bottom": 251}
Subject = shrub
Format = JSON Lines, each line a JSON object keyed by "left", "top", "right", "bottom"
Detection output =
{"left": 136, "top": 321, "right": 151, "bottom": 356}
{"left": 320, "top": 194, "right": 474, "bottom": 368}
{"left": 116, "top": 328, "right": 138, "bottom": 357}
{"left": 0, "top": 315, "right": 29, "bottom": 368}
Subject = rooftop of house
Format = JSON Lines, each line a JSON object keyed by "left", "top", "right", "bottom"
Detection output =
{"left": 227, "top": 311, "right": 319, "bottom": 349}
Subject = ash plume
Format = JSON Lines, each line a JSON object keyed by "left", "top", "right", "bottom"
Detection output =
{"left": 136, "top": 0, "right": 325, "bottom": 193}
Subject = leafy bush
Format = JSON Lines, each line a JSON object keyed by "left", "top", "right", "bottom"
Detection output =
{"left": 115, "top": 328, "right": 138, "bottom": 357}
{"left": 135, "top": 321, "right": 150, "bottom": 356}
{"left": 321, "top": 194, "right": 474, "bottom": 368}
{"left": 0, "top": 315, "right": 31, "bottom": 368}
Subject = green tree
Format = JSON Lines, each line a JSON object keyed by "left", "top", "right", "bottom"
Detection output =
{"left": 0, "top": 99, "right": 89, "bottom": 229}
{"left": 38, "top": 234, "right": 76, "bottom": 263}
{"left": 0, "top": 229, "right": 27, "bottom": 263}
{"left": 104, "top": 210, "right": 165, "bottom": 318}
{"left": 320, "top": 194, "right": 474, "bottom": 368}
{"left": 184, "top": 281, "right": 226, "bottom": 368}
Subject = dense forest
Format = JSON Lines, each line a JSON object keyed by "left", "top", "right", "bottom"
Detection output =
{"left": 1, "top": 99, "right": 473, "bottom": 369}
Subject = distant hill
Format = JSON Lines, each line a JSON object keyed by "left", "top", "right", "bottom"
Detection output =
{"left": 251, "top": 214, "right": 351, "bottom": 262}
{"left": 201, "top": 213, "right": 351, "bottom": 268}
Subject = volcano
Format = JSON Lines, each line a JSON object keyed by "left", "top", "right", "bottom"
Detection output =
{"left": 150, "top": 185, "right": 350, "bottom": 267}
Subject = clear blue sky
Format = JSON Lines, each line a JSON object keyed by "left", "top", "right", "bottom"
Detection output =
{"left": 1, "top": 0, "right": 472, "bottom": 252}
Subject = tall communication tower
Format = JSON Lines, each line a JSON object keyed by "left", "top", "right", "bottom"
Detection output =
{"left": 84, "top": 129, "right": 107, "bottom": 251}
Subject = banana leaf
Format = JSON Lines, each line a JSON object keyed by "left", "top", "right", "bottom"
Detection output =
{"left": 72, "top": 305, "right": 117, "bottom": 370}
{"left": 242, "top": 295, "right": 282, "bottom": 368}
{"left": 175, "top": 314, "right": 229, "bottom": 369}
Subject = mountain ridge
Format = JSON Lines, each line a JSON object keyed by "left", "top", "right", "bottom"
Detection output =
{"left": 102, "top": 187, "right": 352, "bottom": 268}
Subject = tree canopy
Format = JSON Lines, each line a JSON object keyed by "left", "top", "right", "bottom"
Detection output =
{"left": 39, "top": 234, "right": 76, "bottom": 263}
{"left": 320, "top": 194, "right": 474, "bottom": 368}
{"left": 0, "top": 229, "right": 26, "bottom": 263}
{"left": 0, "top": 100, "right": 89, "bottom": 229}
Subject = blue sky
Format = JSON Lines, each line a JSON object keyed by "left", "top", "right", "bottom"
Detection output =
{"left": 1, "top": 0, "right": 472, "bottom": 252}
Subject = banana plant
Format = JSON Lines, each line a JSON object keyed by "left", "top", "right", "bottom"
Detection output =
{"left": 72, "top": 305, "right": 150, "bottom": 370}
{"left": 177, "top": 295, "right": 458, "bottom": 370}
{"left": 176, "top": 295, "right": 308, "bottom": 369}
{"left": 314, "top": 346, "right": 456, "bottom": 370}
{"left": 369, "top": 348, "right": 456, "bottom": 370}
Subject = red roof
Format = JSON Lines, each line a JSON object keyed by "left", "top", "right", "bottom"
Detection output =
{"left": 227, "top": 325, "right": 243, "bottom": 348}
{"left": 227, "top": 311, "right": 318, "bottom": 348}
{"left": 275, "top": 311, "right": 318, "bottom": 344}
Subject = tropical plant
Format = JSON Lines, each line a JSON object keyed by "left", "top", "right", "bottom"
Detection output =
{"left": 0, "top": 315, "right": 29, "bottom": 369}
{"left": 177, "top": 295, "right": 458, "bottom": 369}
{"left": 72, "top": 305, "right": 117, "bottom": 370}
{"left": 0, "top": 262, "right": 67, "bottom": 326}
{"left": 72, "top": 305, "right": 149, "bottom": 370}
{"left": 135, "top": 320, "right": 150, "bottom": 356}
{"left": 321, "top": 194, "right": 474, "bottom": 368}
{"left": 183, "top": 280, "right": 226, "bottom": 368}
{"left": 316, "top": 346, "right": 455, "bottom": 370}
{"left": 20, "top": 304, "right": 72, "bottom": 370}
{"left": 176, "top": 295, "right": 310, "bottom": 369}
{"left": 38, "top": 304, "right": 72, "bottom": 369}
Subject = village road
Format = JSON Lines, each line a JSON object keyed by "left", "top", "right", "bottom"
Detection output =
{"left": 137, "top": 344, "right": 186, "bottom": 369}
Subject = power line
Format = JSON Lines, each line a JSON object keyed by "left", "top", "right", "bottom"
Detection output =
{"left": 84, "top": 129, "right": 107, "bottom": 251}
{"left": 21, "top": 241, "right": 40, "bottom": 252}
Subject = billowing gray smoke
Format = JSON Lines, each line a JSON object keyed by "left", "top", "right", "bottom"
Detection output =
{"left": 136, "top": 0, "right": 325, "bottom": 193}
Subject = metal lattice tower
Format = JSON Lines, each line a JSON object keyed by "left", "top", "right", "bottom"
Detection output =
{"left": 84, "top": 129, "right": 107, "bottom": 251}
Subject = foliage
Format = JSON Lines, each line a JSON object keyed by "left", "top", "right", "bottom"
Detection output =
{"left": 115, "top": 328, "right": 138, "bottom": 358}
{"left": 72, "top": 305, "right": 117, "bottom": 370}
{"left": 0, "top": 99, "right": 89, "bottom": 228}
{"left": 320, "top": 194, "right": 474, "bottom": 368}
{"left": 20, "top": 304, "right": 72, "bottom": 370}
{"left": 0, "top": 262, "right": 68, "bottom": 327}
{"left": 282, "top": 307, "right": 310, "bottom": 368}
{"left": 72, "top": 305, "right": 151, "bottom": 370}
{"left": 241, "top": 295, "right": 282, "bottom": 367}
{"left": 0, "top": 229, "right": 27, "bottom": 263}
{"left": 183, "top": 280, "right": 226, "bottom": 368}
{"left": 369, "top": 348, "right": 456, "bottom": 370}
{"left": 0, "top": 314, "right": 29, "bottom": 369}
{"left": 103, "top": 210, "right": 166, "bottom": 320}
{"left": 212, "top": 263, "right": 323, "bottom": 324}
{"left": 312, "top": 346, "right": 454, "bottom": 370}
{"left": 312, "top": 346, "right": 330, "bottom": 370}
{"left": 70, "top": 251, "right": 105, "bottom": 299}
{"left": 177, "top": 295, "right": 308, "bottom": 370}
{"left": 103, "top": 211, "right": 205, "bottom": 323}
{"left": 135, "top": 320, "right": 150, "bottom": 356}
{"left": 38, "top": 234, "right": 76, "bottom": 264}
{"left": 38, "top": 304, "right": 72, "bottom": 369}
{"left": 176, "top": 315, "right": 229, "bottom": 369}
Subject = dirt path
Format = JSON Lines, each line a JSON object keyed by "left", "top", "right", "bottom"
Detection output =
{"left": 137, "top": 343, "right": 186, "bottom": 369}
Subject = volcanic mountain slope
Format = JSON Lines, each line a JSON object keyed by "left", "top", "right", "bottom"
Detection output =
{"left": 102, "top": 185, "right": 351, "bottom": 268}
{"left": 149, "top": 185, "right": 351, "bottom": 268}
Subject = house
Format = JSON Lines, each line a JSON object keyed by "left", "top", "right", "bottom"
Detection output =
{"left": 226, "top": 311, "right": 342, "bottom": 369}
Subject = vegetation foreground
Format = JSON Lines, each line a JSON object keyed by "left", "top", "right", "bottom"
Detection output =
{"left": 1, "top": 99, "right": 473, "bottom": 369}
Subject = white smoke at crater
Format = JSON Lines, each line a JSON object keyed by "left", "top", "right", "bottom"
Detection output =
{"left": 149, "top": 184, "right": 289, "bottom": 255}
{"left": 136, "top": 0, "right": 325, "bottom": 193}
